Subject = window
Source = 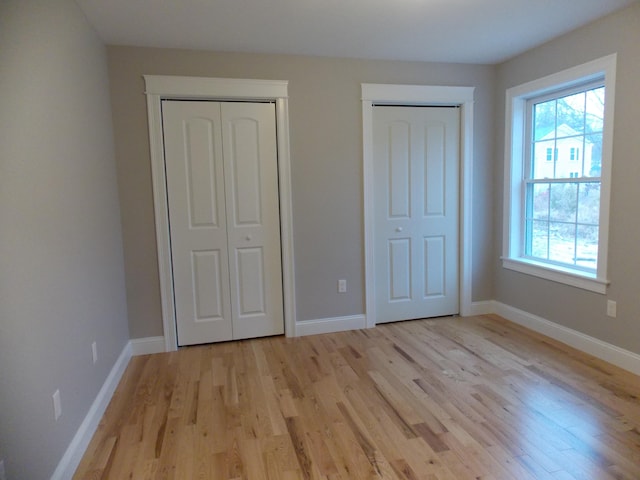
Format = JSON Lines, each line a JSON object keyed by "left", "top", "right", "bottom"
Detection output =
{"left": 570, "top": 147, "right": 579, "bottom": 161}
{"left": 503, "top": 55, "right": 616, "bottom": 293}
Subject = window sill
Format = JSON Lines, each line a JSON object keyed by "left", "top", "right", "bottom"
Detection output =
{"left": 501, "top": 257, "right": 608, "bottom": 294}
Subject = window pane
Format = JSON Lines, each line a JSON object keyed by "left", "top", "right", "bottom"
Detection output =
{"left": 527, "top": 219, "right": 549, "bottom": 259}
{"left": 576, "top": 224, "right": 598, "bottom": 270}
{"left": 549, "top": 183, "right": 577, "bottom": 222}
{"left": 557, "top": 92, "right": 586, "bottom": 136}
{"left": 531, "top": 183, "right": 549, "bottom": 220}
{"left": 533, "top": 99, "right": 556, "bottom": 141}
{"left": 586, "top": 87, "right": 604, "bottom": 133}
{"left": 532, "top": 140, "right": 555, "bottom": 179}
{"left": 577, "top": 182, "right": 600, "bottom": 225}
{"left": 549, "top": 221, "right": 576, "bottom": 265}
{"left": 584, "top": 133, "right": 602, "bottom": 177}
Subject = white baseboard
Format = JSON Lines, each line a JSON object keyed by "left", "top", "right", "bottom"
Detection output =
{"left": 296, "top": 314, "right": 367, "bottom": 337}
{"left": 130, "top": 336, "right": 166, "bottom": 355}
{"left": 467, "top": 300, "right": 496, "bottom": 316}
{"left": 51, "top": 341, "right": 132, "bottom": 480}
{"left": 494, "top": 301, "right": 640, "bottom": 376}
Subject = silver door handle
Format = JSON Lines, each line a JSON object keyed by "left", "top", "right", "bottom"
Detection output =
{"left": 395, "top": 227, "right": 403, "bottom": 232}
{"left": 245, "top": 235, "right": 252, "bottom": 241}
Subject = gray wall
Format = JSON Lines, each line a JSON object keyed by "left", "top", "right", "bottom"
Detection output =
{"left": 0, "top": 1, "right": 129, "bottom": 478}
{"left": 494, "top": 3, "right": 640, "bottom": 354}
{"left": 107, "top": 47, "right": 496, "bottom": 338}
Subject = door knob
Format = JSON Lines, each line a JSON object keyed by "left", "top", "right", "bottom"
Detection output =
{"left": 245, "top": 235, "right": 252, "bottom": 241}
{"left": 396, "top": 227, "right": 403, "bottom": 232}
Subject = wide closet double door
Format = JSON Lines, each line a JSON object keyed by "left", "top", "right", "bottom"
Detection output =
{"left": 162, "top": 100, "right": 284, "bottom": 346}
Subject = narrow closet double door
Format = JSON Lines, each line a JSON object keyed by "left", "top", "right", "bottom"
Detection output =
{"left": 163, "top": 100, "right": 284, "bottom": 346}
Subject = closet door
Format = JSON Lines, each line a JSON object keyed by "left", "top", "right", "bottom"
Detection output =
{"left": 163, "top": 101, "right": 232, "bottom": 345}
{"left": 162, "top": 100, "right": 284, "bottom": 346}
{"left": 221, "top": 102, "right": 284, "bottom": 340}
{"left": 373, "top": 106, "right": 460, "bottom": 323}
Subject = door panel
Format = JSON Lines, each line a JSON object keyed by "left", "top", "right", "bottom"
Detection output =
{"left": 389, "top": 238, "right": 412, "bottom": 301}
{"left": 235, "top": 247, "right": 266, "bottom": 316}
{"left": 388, "top": 122, "right": 411, "bottom": 218}
{"left": 222, "top": 102, "right": 284, "bottom": 341}
{"left": 192, "top": 250, "right": 224, "bottom": 320}
{"left": 184, "top": 118, "right": 220, "bottom": 228}
{"left": 423, "top": 236, "right": 445, "bottom": 297}
{"left": 163, "top": 100, "right": 283, "bottom": 346}
{"left": 374, "top": 106, "right": 459, "bottom": 323}
{"left": 424, "top": 124, "right": 446, "bottom": 216}
{"left": 163, "top": 101, "right": 232, "bottom": 345}
{"left": 227, "top": 117, "right": 263, "bottom": 225}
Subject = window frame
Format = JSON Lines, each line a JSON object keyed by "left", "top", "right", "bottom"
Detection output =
{"left": 502, "top": 54, "right": 616, "bottom": 294}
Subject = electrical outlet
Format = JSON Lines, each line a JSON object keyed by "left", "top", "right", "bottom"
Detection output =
{"left": 92, "top": 341, "right": 98, "bottom": 364}
{"left": 53, "top": 389, "right": 62, "bottom": 421}
{"left": 0, "top": 459, "right": 6, "bottom": 480}
{"left": 338, "top": 279, "right": 347, "bottom": 293}
{"left": 606, "top": 300, "right": 617, "bottom": 318}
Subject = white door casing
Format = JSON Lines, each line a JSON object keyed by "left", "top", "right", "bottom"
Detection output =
{"left": 373, "top": 106, "right": 460, "bottom": 323}
{"left": 362, "top": 84, "right": 475, "bottom": 328}
{"left": 163, "top": 101, "right": 284, "bottom": 345}
{"left": 145, "top": 76, "right": 296, "bottom": 351}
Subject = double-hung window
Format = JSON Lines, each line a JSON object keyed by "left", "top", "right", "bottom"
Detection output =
{"left": 503, "top": 55, "right": 616, "bottom": 293}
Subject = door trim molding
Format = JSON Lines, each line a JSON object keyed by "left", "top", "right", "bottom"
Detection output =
{"left": 144, "top": 75, "right": 296, "bottom": 351}
{"left": 361, "top": 83, "right": 475, "bottom": 328}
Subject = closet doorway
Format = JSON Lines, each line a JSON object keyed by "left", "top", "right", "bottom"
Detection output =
{"left": 144, "top": 76, "right": 295, "bottom": 351}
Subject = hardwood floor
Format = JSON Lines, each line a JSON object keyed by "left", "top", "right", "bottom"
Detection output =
{"left": 73, "top": 315, "right": 640, "bottom": 479}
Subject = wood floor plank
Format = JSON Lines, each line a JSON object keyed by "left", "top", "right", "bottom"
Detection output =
{"left": 74, "top": 315, "right": 640, "bottom": 479}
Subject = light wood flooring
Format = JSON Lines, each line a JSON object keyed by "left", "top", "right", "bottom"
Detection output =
{"left": 74, "top": 315, "right": 640, "bottom": 479}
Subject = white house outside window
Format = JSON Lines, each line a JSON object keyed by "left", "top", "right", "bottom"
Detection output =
{"left": 502, "top": 55, "right": 616, "bottom": 294}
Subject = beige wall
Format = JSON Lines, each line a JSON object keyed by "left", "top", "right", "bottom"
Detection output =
{"left": 107, "top": 47, "right": 496, "bottom": 338}
{"left": 494, "top": 3, "right": 640, "bottom": 354}
{"left": 0, "top": 1, "right": 129, "bottom": 478}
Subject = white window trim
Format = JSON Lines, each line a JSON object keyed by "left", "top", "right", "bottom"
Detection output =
{"left": 502, "top": 54, "right": 616, "bottom": 294}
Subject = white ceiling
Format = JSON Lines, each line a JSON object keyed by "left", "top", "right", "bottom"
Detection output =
{"left": 76, "top": 0, "right": 638, "bottom": 64}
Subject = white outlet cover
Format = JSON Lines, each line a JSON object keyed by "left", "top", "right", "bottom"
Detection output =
{"left": 92, "top": 341, "right": 98, "bottom": 364}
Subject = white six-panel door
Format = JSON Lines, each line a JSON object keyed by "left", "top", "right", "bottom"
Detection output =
{"left": 373, "top": 106, "right": 460, "bottom": 324}
{"left": 162, "top": 100, "right": 283, "bottom": 346}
